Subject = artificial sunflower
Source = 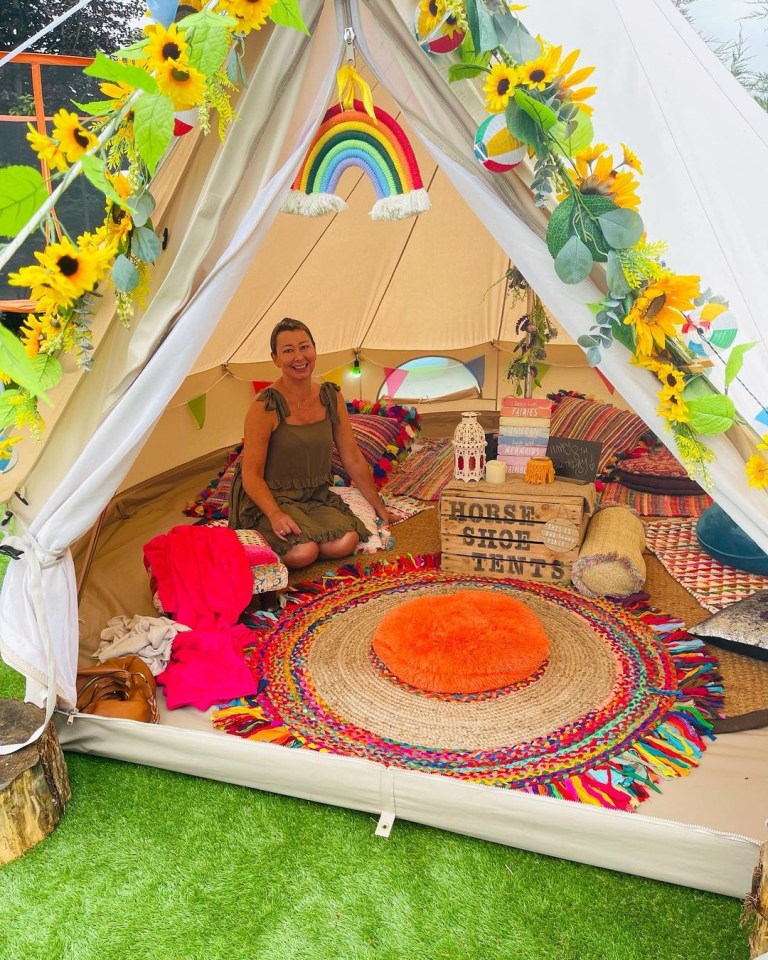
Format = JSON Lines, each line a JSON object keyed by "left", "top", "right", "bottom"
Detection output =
{"left": 102, "top": 172, "right": 134, "bottom": 245}
{"left": 483, "top": 62, "right": 518, "bottom": 113}
{"left": 417, "top": 0, "right": 445, "bottom": 36}
{"left": 26, "top": 124, "right": 69, "bottom": 173}
{"left": 623, "top": 273, "right": 700, "bottom": 356}
{"left": 19, "top": 314, "right": 52, "bottom": 358}
{"left": 654, "top": 362, "right": 686, "bottom": 393}
{"left": 567, "top": 149, "right": 641, "bottom": 211}
{"left": 143, "top": 22, "right": 190, "bottom": 70}
{"left": 657, "top": 390, "right": 690, "bottom": 425}
{"left": 155, "top": 59, "right": 207, "bottom": 110}
{"left": 100, "top": 80, "right": 135, "bottom": 110}
{"left": 10, "top": 237, "right": 114, "bottom": 311}
{"left": 51, "top": 109, "right": 98, "bottom": 164}
{"left": 218, "top": 0, "right": 277, "bottom": 34}
{"left": 621, "top": 143, "right": 643, "bottom": 174}
{"left": 516, "top": 41, "right": 559, "bottom": 92}
{"left": 746, "top": 454, "right": 768, "bottom": 489}
{"left": 550, "top": 47, "right": 596, "bottom": 115}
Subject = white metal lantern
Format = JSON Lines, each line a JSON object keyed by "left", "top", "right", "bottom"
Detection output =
{"left": 453, "top": 412, "right": 486, "bottom": 482}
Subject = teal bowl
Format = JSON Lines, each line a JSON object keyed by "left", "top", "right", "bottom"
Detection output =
{"left": 696, "top": 503, "right": 768, "bottom": 576}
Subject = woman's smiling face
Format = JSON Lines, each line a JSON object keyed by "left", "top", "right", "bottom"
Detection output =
{"left": 272, "top": 328, "right": 317, "bottom": 380}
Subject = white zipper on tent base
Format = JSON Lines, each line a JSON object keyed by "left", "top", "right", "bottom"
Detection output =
{"left": 62, "top": 709, "right": 761, "bottom": 847}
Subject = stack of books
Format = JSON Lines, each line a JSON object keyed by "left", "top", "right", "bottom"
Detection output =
{"left": 497, "top": 397, "right": 552, "bottom": 474}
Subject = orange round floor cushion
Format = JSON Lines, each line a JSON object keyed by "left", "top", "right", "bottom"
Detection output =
{"left": 372, "top": 590, "right": 550, "bottom": 694}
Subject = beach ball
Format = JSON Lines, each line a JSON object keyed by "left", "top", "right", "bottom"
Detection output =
{"left": 413, "top": 7, "right": 465, "bottom": 55}
{"left": 173, "top": 108, "right": 197, "bottom": 137}
{"left": 683, "top": 302, "right": 739, "bottom": 355}
{"left": 474, "top": 115, "right": 527, "bottom": 172}
{"left": 0, "top": 437, "right": 18, "bottom": 475}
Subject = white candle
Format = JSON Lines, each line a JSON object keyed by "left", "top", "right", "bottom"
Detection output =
{"left": 485, "top": 460, "right": 506, "bottom": 484}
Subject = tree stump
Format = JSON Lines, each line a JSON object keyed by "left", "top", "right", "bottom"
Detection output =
{"left": 0, "top": 699, "right": 71, "bottom": 864}
{"left": 746, "top": 843, "right": 768, "bottom": 958}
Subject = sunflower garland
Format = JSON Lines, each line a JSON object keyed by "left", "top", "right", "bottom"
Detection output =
{"left": 433, "top": 0, "right": 762, "bottom": 488}
{"left": 0, "top": 0, "right": 308, "bottom": 452}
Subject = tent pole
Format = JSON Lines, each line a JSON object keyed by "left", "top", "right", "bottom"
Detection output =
{"left": 76, "top": 504, "right": 109, "bottom": 602}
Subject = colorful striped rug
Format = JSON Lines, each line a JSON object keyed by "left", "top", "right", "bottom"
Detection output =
{"left": 386, "top": 438, "right": 454, "bottom": 501}
{"left": 212, "top": 556, "right": 722, "bottom": 812}
{"left": 645, "top": 518, "right": 768, "bottom": 612}
{"left": 599, "top": 482, "right": 713, "bottom": 518}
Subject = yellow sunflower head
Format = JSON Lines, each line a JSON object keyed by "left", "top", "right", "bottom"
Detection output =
{"left": 51, "top": 109, "right": 98, "bottom": 163}
{"left": 655, "top": 363, "right": 686, "bottom": 394}
{"left": 517, "top": 41, "right": 558, "bottom": 92}
{"left": 746, "top": 454, "right": 768, "bottom": 489}
{"left": 34, "top": 236, "right": 114, "bottom": 306}
{"left": 552, "top": 47, "right": 596, "bottom": 115}
{"left": 218, "top": 0, "right": 278, "bottom": 34}
{"left": 100, "top": 80, "right": 135, "bottom": 109}
{"left": 143, "top": 22, "right": 190, "bottom": 70}
{"left": 26, "top": 124, "right": 69, "bottom": 173}
{"left": 155, "top": 59, "right": 207, "bottom": 110}
{"left": 482, "top": 62, "right": 518, "bottom": 113}
{"left": 657, "top": 390, "right": 690, "bottom": 425}
{"left": 621, "top": 143, "right": 643, "bottom": 174}
{"left": 417, "top": 0, "right": 445, "bottom": 37}
{"left": 20, "top": 315, "right": 48, "bottom": 357}
{"left": 624, "top": 274, "right": 699, "bottom": 356}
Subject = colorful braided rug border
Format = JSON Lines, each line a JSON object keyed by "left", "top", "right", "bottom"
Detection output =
{"left": 212, "top": 555, "right": 723, "bottom": 812}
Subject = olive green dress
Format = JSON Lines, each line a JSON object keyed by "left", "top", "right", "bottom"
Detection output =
{"left": 228, "top": 382, "right": 370, "bottom": 556}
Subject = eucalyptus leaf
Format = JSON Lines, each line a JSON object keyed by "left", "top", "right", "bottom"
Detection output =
{"left": 268, "top": 0, "right": 309, "bottom": 33}
{"left": 132, "top": 92, "right": 174, "bottom": 175}
{"left": 496, "top": 15, "right": 540, "bottom": 62}
{"left": 686, "top": 394, "right": 736, "bottom": 435}
{"left": 514, "top": 88, "right": 558, "bottom": 131}
{"left": 131, "top": 225, "right": 162, "bottom": 264}
{"left": 577, "top": 335, "right": 598, "bottom": 348}
{"left": 724, "top": 341, "right": 757, "bottom": 391}
{"left": 464, "top": 0, "right": 499, "bottom": 53}
{"left": 0, "top": 325, "right": 52, "bottom": 404}
{"left": 226, "top": 48, "right": 239, "bottom": 85}
{"left": 111, "top": 254, "right": 140, "bottom": 293}
{"left": 83, "top": 52, "right": 158, "bottom": 94}
{"left": 29, "top": 354, "right": 62, "bottom": 392}
{"left": 606, "top": 250, "right": 631, "bottom": 297}
{"left": 129, "top": 190, "right": 156, "bottom": 228}
{"left": 0, "top": 166, "right": 48, "bottom": 239}
{"left": 185, "top": 9, "right": 232, "bottom": 76}
{"left": 586, "top": 346, "right": 602, "bottom": 367}
{"left": 80, "top": 154, "right": 134, "bottom": 211}
{"left": 554, "top": 234, "right": 594, "bottom": 285}
{"left": 597, "top": 208, "right": 644, "bottom": 250}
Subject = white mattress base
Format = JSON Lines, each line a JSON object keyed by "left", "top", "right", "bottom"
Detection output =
{"left": 57, "top": 712, "right": 759, "bottom": 899}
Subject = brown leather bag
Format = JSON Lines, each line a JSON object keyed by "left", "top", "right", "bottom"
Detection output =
{"left": 76, "top": 656, "right": 160, "bottom": 723}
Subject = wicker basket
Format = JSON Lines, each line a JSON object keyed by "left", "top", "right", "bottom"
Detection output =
{"left": 572, "top": 505, "right": 646, "bottom": 598}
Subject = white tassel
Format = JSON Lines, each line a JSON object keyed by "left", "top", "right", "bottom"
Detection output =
{"left": 370, "top": 188, "right": 431, "bottom": 221}
{"left": 280, "top": 190, "right": 347, "bottom": 218}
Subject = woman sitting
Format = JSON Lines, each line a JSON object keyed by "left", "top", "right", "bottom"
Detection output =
{"left": 228, "top": 318, "right": 390, "bottom": 569}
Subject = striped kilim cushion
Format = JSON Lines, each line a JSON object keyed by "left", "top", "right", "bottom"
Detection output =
{"left": 550, "top": 396, "right": 651, "bottom": 475}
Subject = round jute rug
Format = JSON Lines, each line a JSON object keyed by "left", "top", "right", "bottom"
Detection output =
{"left": 213, "top": 563, "right": 723, "bottom": 811}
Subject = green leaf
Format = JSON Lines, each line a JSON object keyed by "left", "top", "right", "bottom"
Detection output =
{"left": 268, "top": 0, "right": 309, "bottom": 34}
{"left": 112, "top": 254, "right": 140, "bottom": 293}
{"left": 114, "top": 38, "right": 149, "bottom": 60}
{"left": 606, "top": 251, "right": 631, "bottom": 298}
{"left": 80, "top": 154, "right": 132, "bottom": 210}
{"left": 546, "top": 196, "right": 576, "bottom": 259}
{"left": 448, "top": 63, "right": 492, "bottom": 82}
{"left": 0, "top": 390, "right": 20, "bottom": 431}
{"left": 132, "top": 93, "right": 174, "bottom": 176}
{"left": 29, "top": 354, "right": 62, "bottom": 392}
{"left": 129, "top": 190, "right": 156, "bottom": 228}
{"left": 586, "top": 345, "right": 602, "bottom": 367}
{"left": 554, "top": 234, "right": 594, "bottom": 284}
{"left": 458, "top": 32, "right": 491, "bottom": 66}
{"left": 686, "top": 394, "right": 736, "bottom": 435}
{"left": 608, "top": 316, "right": 635, "bottom": 353}
{"left": 514, "top": 89, "right": 558, "bottom": 131}
{"left": 183, "top": 8, "right": 232, "bottom": 77}
{"left": 131, "top": 225, "right": 162, "bottom": 264}
{"left": 83, "top": 52, "right": 158, "bottom": 94}
{"left": 577, "top": 335, "right": 598, "bottom": 348}
{"left": 597, "top": 208, "right": 644, "bottom": 250}
{"left": 681, "top": 375, "right": 712, "bottom": 401}
{"left": 552, "top": 111, "right": 594, "bottom": 157}
{"left": 495, "top": 15, "right": 540, "bottom": 62}
{"left": 505, "top": 102, "right": 544, "bottom": 153}
{"left": 724, "top": 341, "right": 757, "bottom": 391}
{"left": 464, "top": 0, "right": 499, "bottom": 53}
{"left": 0, "top": 325, "right": 52, "bottom": 403}
{"left": 0, "top": 166, "right": 48, "bottom": 239}
{"left": 72, "top": 99, "right": 116, "bottom": 116}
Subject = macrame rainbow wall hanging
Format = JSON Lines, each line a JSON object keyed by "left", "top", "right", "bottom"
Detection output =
{"left": 281, "top": 100, "right": 430, "bottom": 221}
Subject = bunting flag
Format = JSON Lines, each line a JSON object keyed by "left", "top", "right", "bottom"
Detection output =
{"left": 187, "top": 394, "right": 207, "bottom": 429}
{"left": 382, "top": 366, "right": 408, "bottom": 396}
{"left": 595, "top": 368, "right": 616, "bottom": 395}
{"left": 464, "top": 354, "right": 486, "bottom": 389}
{"left": 252, "top": 381, "right": 271, "bottom": 393}
{"left": 533, "top": 363, "right": 550, "bottom": 386}
{"left": 320, "top": 365, "right": 346, "bottom": 386}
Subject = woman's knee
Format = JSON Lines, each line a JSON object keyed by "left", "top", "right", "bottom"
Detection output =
{"left": 282, "top": 541, "right": 320, "bottom": 569}
{"left": 318, "top": 531, "right": 359, "bottom": 559}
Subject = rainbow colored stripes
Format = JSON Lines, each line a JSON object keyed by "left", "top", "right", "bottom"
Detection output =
{"left": 281, "top": 102, "right": 430, "bottom": 221}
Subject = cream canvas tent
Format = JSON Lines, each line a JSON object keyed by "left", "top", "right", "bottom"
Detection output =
{"left": 1, "top": 0, "right": 768, "bottom": 897}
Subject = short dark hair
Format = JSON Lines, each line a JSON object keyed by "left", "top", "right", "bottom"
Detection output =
{"left": 270, "top": 318, "right": 316, "bottom": 355}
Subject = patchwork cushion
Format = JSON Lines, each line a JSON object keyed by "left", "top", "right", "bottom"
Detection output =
{"left": 616, "top": 447, "right": 703, "bottom": 496}
{"left": 331, "top": 413, "right": 416, "bottom": 487}
{"left": 146, "top": 527, "right": 288, "bottom": 616}
{"left": 688, "top": 591, "right": 768, "bottom": 661}
{"left": 185, "top": 445, "right": 242, "bottom": 521}
{"left": 549, "top": 395, "right": 652, "bottom": 476}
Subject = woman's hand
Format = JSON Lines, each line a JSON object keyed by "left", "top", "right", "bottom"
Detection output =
{"left": 268, "top": 510, "right": 302, "bottom": 542}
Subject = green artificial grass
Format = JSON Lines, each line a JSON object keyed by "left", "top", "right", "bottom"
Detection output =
{"left": 0, "top": 660, "right": 749, "bottom": 960}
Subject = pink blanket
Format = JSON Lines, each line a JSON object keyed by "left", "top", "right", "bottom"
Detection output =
{"left": 144, "top": 526, "right": 257, "bottom": 710}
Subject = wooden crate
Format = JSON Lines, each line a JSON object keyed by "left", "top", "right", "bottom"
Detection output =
{"left": 439, "top": 477, "right": 596, "bottom": 582}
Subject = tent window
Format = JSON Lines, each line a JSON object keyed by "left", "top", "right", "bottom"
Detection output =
{"left": 378, "top": 356, "right": 482, "bottom": 403}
